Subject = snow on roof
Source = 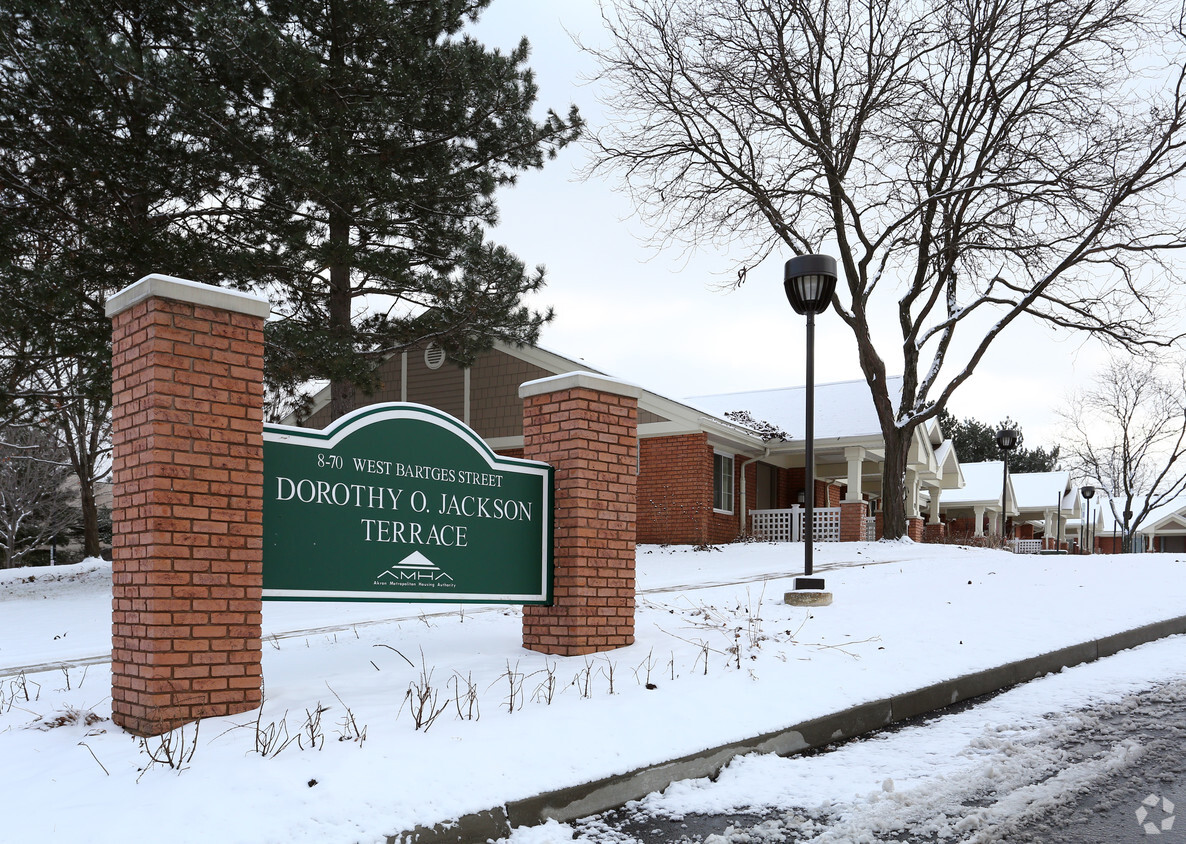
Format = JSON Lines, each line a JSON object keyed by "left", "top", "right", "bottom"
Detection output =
{"left": 686, "top": 377, "right": 900, "bottom": 441}
{"left": 1095, "top": 493, "right": 1186, "bottom": 534}
{"left": 940, "top": 461, "right": 1004, "bottom": 506}
{"left": 1011, "top": 471, "right": 1071, "bottom": 511}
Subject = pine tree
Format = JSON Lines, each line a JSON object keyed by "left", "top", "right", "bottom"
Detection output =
{"left": 235, "top": 0, "right": 582, "bottom": 417}
{"left": 937, "top": 410, "right": 1060, "bottom": 473}
{"left": 0, "top": 0, "right": 260, "bottom": 551}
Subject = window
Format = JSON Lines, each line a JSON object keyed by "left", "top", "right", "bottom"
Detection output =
{"left": 713, "top": 452, "right": 734, "bottom": 513}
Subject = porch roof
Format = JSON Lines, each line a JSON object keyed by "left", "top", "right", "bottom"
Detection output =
{"left": 938, "top": 461, "right": 1012, "bottom": 511}
{"left": 1011, "top": 471, "right": 1078, "bottom": 517}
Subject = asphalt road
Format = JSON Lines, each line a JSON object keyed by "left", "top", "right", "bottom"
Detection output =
{"left": 570, "top": 678, "right": 1186, "bottom": 843}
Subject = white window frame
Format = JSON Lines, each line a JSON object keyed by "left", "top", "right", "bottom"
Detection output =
{"left": 713, "top": 451, "right": 734, "bottom": 514}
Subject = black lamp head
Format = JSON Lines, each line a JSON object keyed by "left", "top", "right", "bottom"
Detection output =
{"left": 1081, "top": 485, "right": 1095, "bottom": 500}
{"left": 996, "top": 427, "right": 1019, "bottom": 451}
{"left": 784, "top": 254, "right": 838, "bottom": 316}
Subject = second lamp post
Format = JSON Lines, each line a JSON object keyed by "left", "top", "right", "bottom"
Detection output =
{"left": 996, "top": 426, "right": 1018, "bottom": 539}
{"left": 784, "top": 254, "right": 838, "bottom": 585}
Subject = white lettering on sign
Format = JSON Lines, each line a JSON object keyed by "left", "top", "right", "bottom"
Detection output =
{"left": 352, "top": 457, "right": 393, "bottom": 475}
{"left": 437, "top": 494, "right": 533, "bottom": 522}
{"left": 274, "top": 463, "right": 534, "bottom": 546}
{"left": 360, "top": 519, "right": 469, "bottom": 547}
{"left": 275, "top": 477, "right": 404, "bottom": 509}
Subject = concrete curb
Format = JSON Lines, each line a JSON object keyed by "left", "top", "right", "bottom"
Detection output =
{"left": 387, "top": 614, "right": 1186, "bottom": 843}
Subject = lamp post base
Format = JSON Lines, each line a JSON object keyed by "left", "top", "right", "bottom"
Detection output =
{"left": 785, "top": 577, "right": 832, "bottom": 606}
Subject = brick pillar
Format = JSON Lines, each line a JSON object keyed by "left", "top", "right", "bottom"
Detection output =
{"left": 907, "top": 517, "right": 925, "bottom": 542}
{"left": 106, "top": 274, "right": 269, "bottom": 737}
{"left": 924, "top": 523, "right": 947, "bottom": 543}
{"left": 839, "top": 500, "right": 868, "bottom": 542}
{"left": 519, "top": 373, "right": 639, "bottom": 656}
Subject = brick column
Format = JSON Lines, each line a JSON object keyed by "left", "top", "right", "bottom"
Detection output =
{"left": 924, "top": 523, "right": 947, "bottom": 543}
{"left": 519, "top": 372, "right": 639, "bottom": 656}
{"left": 907, "top": 516, "right": 925, "bottom": 542}
{"left": 106, "top": 274, "right": 269, "bottom": 737}
{"left": 839, "top": 500, "right": 868, "bottom": 542}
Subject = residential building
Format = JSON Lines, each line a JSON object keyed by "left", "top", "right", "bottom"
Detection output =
{"left": 287, "top": 340, "right": 963, "bottom": 545}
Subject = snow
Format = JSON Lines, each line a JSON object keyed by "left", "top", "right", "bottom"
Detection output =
{"left": 687, "top": 378, "right": 901, "bottom": 441}
{"left": 2, "top": 542, "right": 1185, "bottom": 843}
{"left": 1010, "top": 470, "right": 1072, "bottom": 511}
{"left": 939, "top": 461, "right": 1005, "bottom": 506}
{"left": 551, "top": 632, "right": 1186, "bottom": 843}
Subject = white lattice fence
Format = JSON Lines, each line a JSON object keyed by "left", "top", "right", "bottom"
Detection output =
{"left": 1008, "top": 539, "right": 1042, "bottom": 555}
{"left": 813, "top": 508, "right": 841, "bottom": 542}
{"left": 751, "top": 508, "right": 797, "bottom": 542}
{"left": 751, "top": 507, "right": 847, "bottom": 542}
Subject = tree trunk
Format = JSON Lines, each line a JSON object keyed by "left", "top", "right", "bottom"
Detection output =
{"left": 79, "top": 482, "right": 100, "bottom": 558}
{"left": 328, "top": 207, "right": 354, "bottom": 421}
{"left": 326, "top": 2, "right": 354, "bottom": 422}
{"left": 880, "top": 425, "right": 911, "bottom": 539}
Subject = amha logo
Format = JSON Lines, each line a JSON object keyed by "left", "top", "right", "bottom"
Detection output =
{"left": 374, "top": 551, "right": 456, "bottom": 589}
{"left": 1136, "top": 794, "right": 1176, "bottom": 836}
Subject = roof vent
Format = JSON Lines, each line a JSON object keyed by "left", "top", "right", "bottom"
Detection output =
{"left": 424, "top": 342, "right": 446, "bottom": 370}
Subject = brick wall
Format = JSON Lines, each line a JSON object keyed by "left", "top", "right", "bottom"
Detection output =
{"left": 638, "top": 433, "right": 712, "bottom": 545}
{"left": 107, "top": 277, "right": 267, "bottom": 737}
{"left": 1097, "top": 536, "right": 1122, "bottom": 554}
{"left": 520, "top": 375, "right": 638, "bottom": 655}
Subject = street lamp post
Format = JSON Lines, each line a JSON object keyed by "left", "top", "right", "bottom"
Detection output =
{"left": 996, "top": 427, "right": 1018, "bottom": 541}
{"left": 784, "top": 254, "right": 837, "bottom": 587}
{"left": 1081, "top": 485, "right": 1095, "bottom": 554}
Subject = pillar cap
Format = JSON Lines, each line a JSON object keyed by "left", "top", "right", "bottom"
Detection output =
{"left": 519, "top": 370, "right": 643, "bottom": 400}
{"left": 106, "top": 274, "right": 271, "bottom": 320}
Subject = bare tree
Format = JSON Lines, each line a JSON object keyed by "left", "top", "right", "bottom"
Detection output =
{"left": 588, "top": 0, "right": 1186, "bottom": 536}
{"left": 0, "top": 426, "right": 79, "bottom": 568}
{"left": 28, "top": 354, "right": 111, "bottom": 559}
{"left": 1061, "top": 356, "right": 1186, "bottom": 552}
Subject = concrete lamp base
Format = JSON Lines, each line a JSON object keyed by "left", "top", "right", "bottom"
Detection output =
{"left": 785, "top": 577, "right": 833, "bottom": 607}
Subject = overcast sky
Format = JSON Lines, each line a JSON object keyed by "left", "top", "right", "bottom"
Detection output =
{"left": 468, "top": 0, "right": 1133, "bottom": 449}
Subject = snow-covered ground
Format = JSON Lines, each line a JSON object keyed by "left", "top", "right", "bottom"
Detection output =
{"left": 1, "top": 541, "right": 1184, "bottom": 843}
{"left": 548, "top": 635, "right": 1186, "bottom": 843}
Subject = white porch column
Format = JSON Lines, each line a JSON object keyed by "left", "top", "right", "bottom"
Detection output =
{"left": 844, "top": 446, "right": 866, "bottom": 502}
{"left": 928, "top": 486, "right": 942, "bottom": 524}
{"left": 988, "top": 509, "right": 1000, "bottom": 536}
{"left": 906, "top": 469, "right": 921, "bottom": 519}
{"left": 973, "top": 505, "right": 986, "bottom": 537}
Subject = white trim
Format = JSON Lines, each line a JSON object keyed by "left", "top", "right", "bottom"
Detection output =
{"left": 485, "top": 436, "right": 525, "bottom": 451}
{"left": 713, "top": 450, "right": 735, "bottom": 514}
{"left": 264, "top": 402, "right": 550, "bottom": 476}
{"left": 519, "top": 370, "right": 643, "bottom": 400}
{"left": 106, "top": 273, "right": 270, "bottom": 319}
{"left": 400, "top": 352, "right": 408, "bottom": 402}
{"left": 463, "top": 367, "right": 471, "bottom": 426}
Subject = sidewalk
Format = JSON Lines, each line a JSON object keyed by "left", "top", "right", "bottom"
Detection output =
{"left": 2, "top": 543, "right": 1185, "bottom": 844}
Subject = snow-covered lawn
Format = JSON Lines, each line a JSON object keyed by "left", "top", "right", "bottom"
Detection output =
{"left": 1, "top": 542, "right": 1183, "bottom": 843}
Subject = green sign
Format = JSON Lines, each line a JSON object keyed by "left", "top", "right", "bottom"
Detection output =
{"left": 262, "top": 403, "right": 553, "bottom": 604}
